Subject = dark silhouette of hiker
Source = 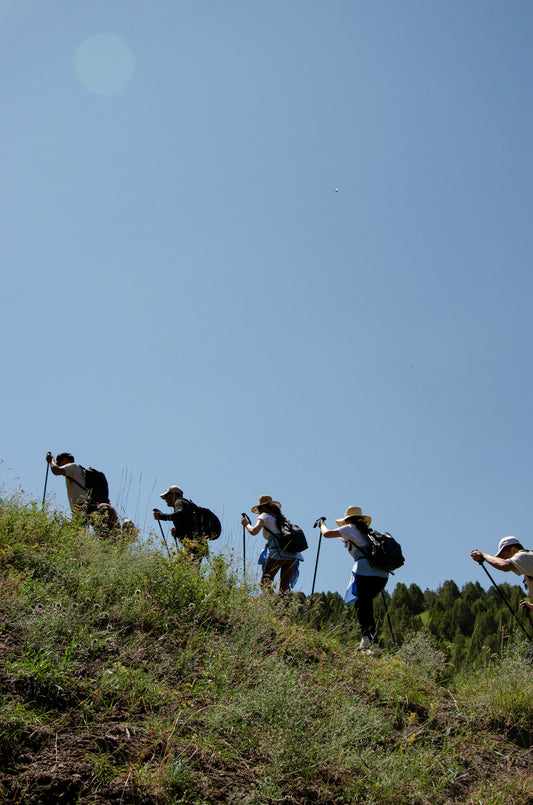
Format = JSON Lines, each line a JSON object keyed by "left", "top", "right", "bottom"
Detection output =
{"left": 153, "top": 485, "right": 210, "bottom": 564}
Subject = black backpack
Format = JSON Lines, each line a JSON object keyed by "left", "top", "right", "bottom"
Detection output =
{"left": 358, "top": 530, "right": 405, "bottom": 573}
{"left": 174, "top": 499, "right": 221, "bottom": 541}
{"left": 192, "top": 503, "right": 222, "bottom": 541}
{"left": 264, "top": 519, "right": 308, "bottom": 554}
{"left": 71, "top": 466, "right": 110, "bottom": 504}
{"left": 83, "top": 467, "right": 110, "bottom": 505}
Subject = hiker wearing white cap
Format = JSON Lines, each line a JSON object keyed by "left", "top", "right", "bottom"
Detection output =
{"left": 319, "top": 506, "right": 389, "bottom": 652}
{"left": 153, "top": 485, "right": 208, "bottom": 564}
{"left": 471, "top": 538, "right": 533, "bottom": 615}
{"left": 241, "top": 495, "right": 303, "bottom": 595}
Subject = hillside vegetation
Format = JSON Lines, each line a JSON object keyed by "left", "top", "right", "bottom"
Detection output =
{"left": 0, "top": 493, "right": 532, "bottom": 804}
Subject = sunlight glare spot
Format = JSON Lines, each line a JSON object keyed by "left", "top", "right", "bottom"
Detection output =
{"left": 74, "top": 33, "right": 135, "bottom": 97}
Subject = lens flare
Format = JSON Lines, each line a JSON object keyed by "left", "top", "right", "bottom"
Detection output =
{"left": 74, "top": 33, "right": 135, "bottom": 97}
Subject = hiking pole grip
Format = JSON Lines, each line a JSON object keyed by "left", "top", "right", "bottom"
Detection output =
{"left": 313, "top": 517, "right": 326, "bottom": 528}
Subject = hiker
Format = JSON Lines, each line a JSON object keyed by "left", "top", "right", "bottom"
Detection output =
{"left": 471, "top": 538, "right": 533, "bottom": 652}
{"left": 241, "top": 494, "right": 303, "bottom": 595}
{"left": 153, "top": 485, "right": 214, "bottom": 564}
{"left": 45, "top": 452, "right": 120, "bottom": 537}
{"left": 319, "top": 506, "right": 388, "bottom": 652}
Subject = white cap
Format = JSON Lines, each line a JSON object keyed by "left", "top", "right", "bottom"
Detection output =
{"left": 495, "top": 536, "right": 522, "bottom": 557}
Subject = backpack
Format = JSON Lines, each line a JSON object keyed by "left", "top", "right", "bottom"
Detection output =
{"left": 174, "top": 499, "right": 221, "bottom": 541}
{"left": 357, "top": 530, "right": 405, "bottom": 573}
{"left": 192, "top": 503, "right": 222, "bottom": 541}
{"left": 82, "top": 467, "right": 110, "bottom": 505}
{"left": 264, "top": 518, "right": 308, "bottom": 554}
{"left": 70, "top": 466, "right": 110, "bottom": 505}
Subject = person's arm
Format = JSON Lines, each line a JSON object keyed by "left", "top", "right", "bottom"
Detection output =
{"left": 241, "top": 516, "right": 263, "bottom": 537}
{"left": 319, "top": 522, "right": 341, "bottom": 539}
{"left": 470, "top": 550, "right": 514, "bottom": 572}
{"left": 153, "top": 509, "right": 174, "bottom": 522}
{"left": 520, "top": 600, "right": 533, "bottom": 613}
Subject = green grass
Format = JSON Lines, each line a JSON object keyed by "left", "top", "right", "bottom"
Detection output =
{"left": 0, "top": 491, "right": 532, "bottom": 804}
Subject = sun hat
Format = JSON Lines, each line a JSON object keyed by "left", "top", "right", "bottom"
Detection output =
{"left": 335, "top": 505, "right": 372, "bottom": 527}
{"left": 495, "top": 536, "right": 522, "bottom": 557}
{"left": 251, "top": 494, "right": 282, "bottom": 514}
{"left": 160, "top": 485, "right": 183, "bottom": 500}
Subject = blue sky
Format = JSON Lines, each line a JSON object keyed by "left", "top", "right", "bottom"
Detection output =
{"left": 2, "top": 0, "right": 533, "bottom": 598}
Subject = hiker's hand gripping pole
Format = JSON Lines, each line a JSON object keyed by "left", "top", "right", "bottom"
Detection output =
{"left": 311, "top": 517, "right": 326, "bottom": 597}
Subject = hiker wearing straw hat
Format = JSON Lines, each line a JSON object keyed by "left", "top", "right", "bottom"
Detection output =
{"left": 319, "top": 505, "right": 389, "bottom": 652}
{"left": 241, "top": 495, "right": 303, "bottom": 595}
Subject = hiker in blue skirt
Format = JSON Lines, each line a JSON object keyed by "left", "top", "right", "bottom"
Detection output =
{"left": 319, "top": 505, "right": 388, "bottom": 652}
{"left": 242, "top": 494, "right": 302, "bottom": 595}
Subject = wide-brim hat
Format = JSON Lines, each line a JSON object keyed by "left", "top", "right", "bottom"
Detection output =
{"left": 335, "top": 505, "right": 372, "bottom": 527}
{"left": 251, "top": 494, "right": 282, "bottom": 514}
{"left": 160, "top": 485, "right": 183, "bottom": 500}
{"left": 495, "top": 536, "right": 522, "bottom": 557}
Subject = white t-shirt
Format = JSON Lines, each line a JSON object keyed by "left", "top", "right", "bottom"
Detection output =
{"left": 62, "top": 463, "right": 87, "bottom": 510}
{"left": 509, "top": 550, "right": 533, "bottom": 597}
{"left": 335, "top": 523, "right": 389, "bottom": 578}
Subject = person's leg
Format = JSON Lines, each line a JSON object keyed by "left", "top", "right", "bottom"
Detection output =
{"left": 261, "top": 558, "right": 281, "bottom": 593}
{"left": 278, "top": 560, "right": 296, "bottom": 594}
{"left": 92, "top": 503, "right": 120, "bottom": 539}
{"left": 354, "top": 575, "right": 387, "bottom": 642}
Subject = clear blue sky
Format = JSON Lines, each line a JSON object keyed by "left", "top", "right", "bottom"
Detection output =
{"left": 2, "top": 0, "right": 533, "bottom": 598}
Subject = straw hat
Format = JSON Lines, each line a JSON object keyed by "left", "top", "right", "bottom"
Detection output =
{"left": 335, "top": 505, "right": 372, "bottom": 527}
{"left": 251, "top": 494, "right": 281, "bottom": 514}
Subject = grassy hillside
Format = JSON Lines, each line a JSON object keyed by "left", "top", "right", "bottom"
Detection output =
{"left": 0, "top": 493, "right": 532, "bottom": 804}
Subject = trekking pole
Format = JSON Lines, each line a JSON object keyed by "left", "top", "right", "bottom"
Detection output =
{"left": 154, "top": 511, "right": 172, "bottom": 559}
{"left": 474, "top": 551, "right": 533, "bottom": 641}
{"left": 311, "top": 517, "right": 326, "bottom": 597}
{"left": 381, "top": 591, "right": 396, "bottom": 646}
{"left": 241, "top": 513, "right": 250, "bottom": 580}
{"left": 42, "top": 459, "right": 50, "bottom": 508}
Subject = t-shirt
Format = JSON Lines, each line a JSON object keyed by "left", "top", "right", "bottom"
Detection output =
{"left": 62, "top": 463, "right": 87, "bottom": 510}
{"left": 335, "top": 523, "right": 389, "bottom": 579}
{"left": 509, "top": 550, "right": 533, "bottom": 597}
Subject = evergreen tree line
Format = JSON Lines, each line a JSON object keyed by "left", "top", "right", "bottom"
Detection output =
{"left": 294, "top": 578, "right": 532, "bottom": 669}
